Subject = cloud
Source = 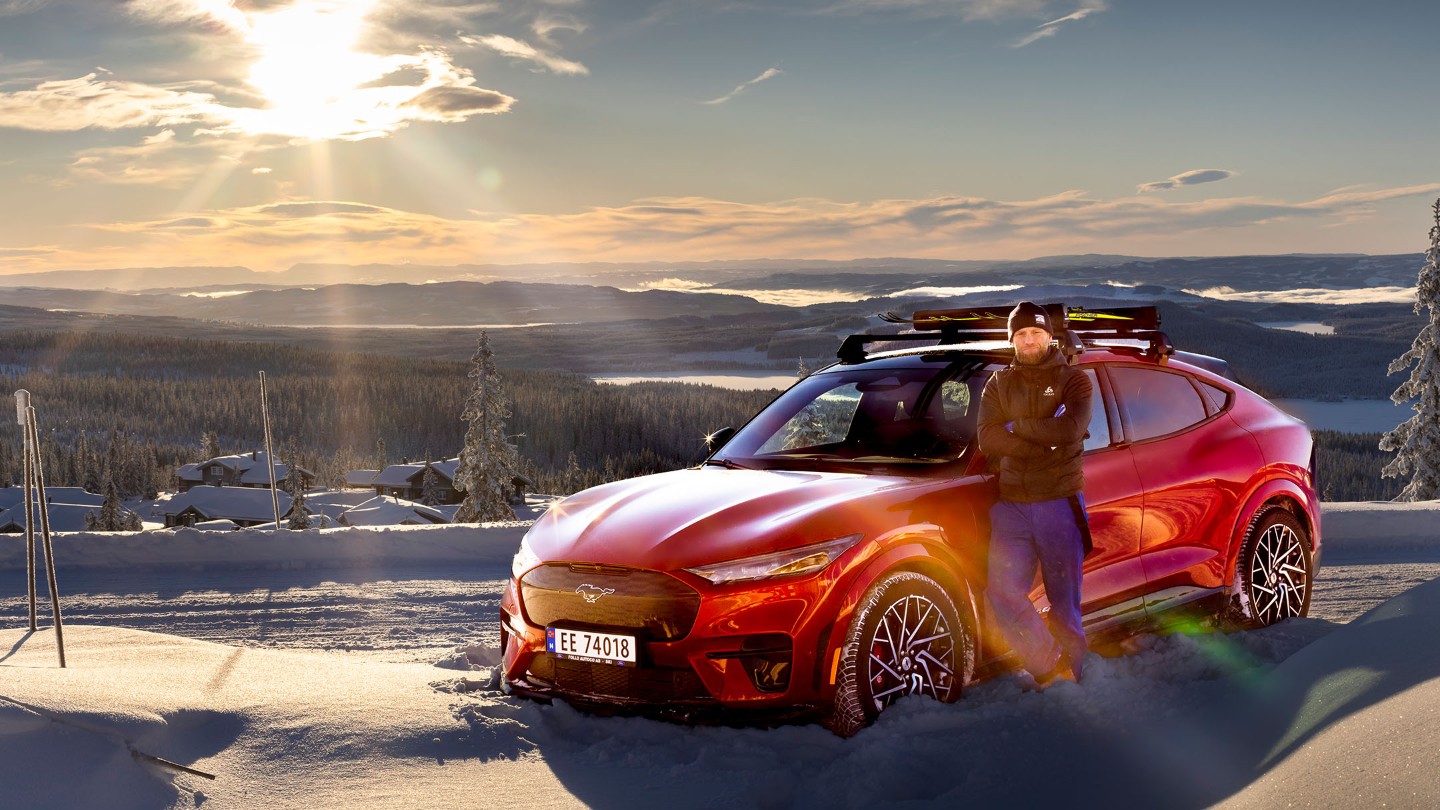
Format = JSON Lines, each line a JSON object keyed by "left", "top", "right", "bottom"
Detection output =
{"left": 37, "top": 180, "right": 1438, "bottom": 274}
{"left": 1138, "top": 169, "right": 1238, "bottom": 193}
{"left": 463, "top": 33, "right": 589, "bottom": 75}
{"left": 0, "top": 73, "right": 229, "bottom": 131}
{"left": 1011, "top": 0, "right": 1106, "bottom": 47}
{"left": 819, "top": 0, "right": 1052, "bottom": 21}
{"left": 702, "top": 67, "right": 783, "bottom": 106}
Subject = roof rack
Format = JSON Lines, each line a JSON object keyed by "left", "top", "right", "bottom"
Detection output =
{"left": 837, "top": 304, "right": 1174, "bottom": 364}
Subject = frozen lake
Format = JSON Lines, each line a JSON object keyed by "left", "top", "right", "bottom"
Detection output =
{"left": 1273, "top": 398, "right": 1407, "bottom": 434}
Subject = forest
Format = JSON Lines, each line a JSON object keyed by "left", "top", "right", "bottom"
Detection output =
{"left": 0, "top": 327, "right": 1405, "bottom": 502}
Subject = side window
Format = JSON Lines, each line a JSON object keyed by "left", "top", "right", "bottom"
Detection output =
{"left": 1081, "top": 368, "right": 1110, "bottom": 451}
{"left": 1199, "top": 380, "right": 1231, "bottom": 413}
{"left": 1110, "top": 366, "right": 1210, "bottom": 442}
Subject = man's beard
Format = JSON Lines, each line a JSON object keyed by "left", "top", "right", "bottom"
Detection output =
{"left": 1016, "top": 345, "right": 1049, "bottom": 365}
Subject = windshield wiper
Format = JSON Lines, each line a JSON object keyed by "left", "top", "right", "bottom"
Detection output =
{"left": 703, "top": 457, "right": 753, "bottom": 470}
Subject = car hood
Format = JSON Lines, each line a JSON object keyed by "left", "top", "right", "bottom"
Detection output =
{"left": 524, "top": 467, "right": 922, "bottom": 572}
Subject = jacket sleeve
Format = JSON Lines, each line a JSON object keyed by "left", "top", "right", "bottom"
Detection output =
{"left": 977, "top": 374, "right": 1052, "bottom": 460}
{"left": 1010, "top": 369, "right": 1093, "bottom": 448}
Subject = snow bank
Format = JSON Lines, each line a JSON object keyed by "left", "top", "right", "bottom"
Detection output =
{"left": 0, "top": 522, "right": 530, "bottom": 572}
{"left": 1318, "top": 500, "right": 1440, "bottom": 552}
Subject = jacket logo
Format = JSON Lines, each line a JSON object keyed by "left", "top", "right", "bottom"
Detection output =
{"left": 1043, "top": 386, "right": 1055, "bottom": 397}
{"left": 576, "top": 584, "right": 615, "bottom": 603}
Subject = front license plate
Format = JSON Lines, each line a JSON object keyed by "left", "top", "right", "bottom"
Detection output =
{"left": 547, "top": 627, "right": 638, "bottom": 667}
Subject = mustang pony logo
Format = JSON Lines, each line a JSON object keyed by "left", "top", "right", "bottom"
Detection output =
{"left": 575, "top": 584, "right": 616, "bottom": 603}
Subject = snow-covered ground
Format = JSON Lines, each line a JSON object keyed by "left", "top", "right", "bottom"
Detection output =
{"left": 2, "top": 503, "right": 1438, "bottom": 809}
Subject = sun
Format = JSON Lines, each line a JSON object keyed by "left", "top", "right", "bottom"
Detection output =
{"left": 230, "top": 0, "right": 413, "bottom": 141}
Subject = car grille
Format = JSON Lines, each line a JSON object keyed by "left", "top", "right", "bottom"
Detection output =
{"left": 525, "top": 653, "right": 710, "bottom": 702}
{"left": 519, "top": 563, "right": 702, "bottom": 641}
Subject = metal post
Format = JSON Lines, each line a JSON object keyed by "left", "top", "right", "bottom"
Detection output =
{"left": 25, "top": 406, "right": 64, "bottom": 667}
{"left": 260, "top": 371, "right": 281, "bottom": 529}
{"left": 16, "top": 390, "right": 35, "bottom": 631}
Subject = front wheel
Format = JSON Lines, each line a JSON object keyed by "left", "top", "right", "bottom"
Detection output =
{"left": 1228, "top": 505, "right": 1313, "bottom": 628}
{"left": 824, "top": 571, "right": 974, "bottom": 737}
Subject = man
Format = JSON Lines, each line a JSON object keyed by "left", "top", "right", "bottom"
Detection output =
{"left": 977, "top": 301, "right": 1094, "bottom": 687}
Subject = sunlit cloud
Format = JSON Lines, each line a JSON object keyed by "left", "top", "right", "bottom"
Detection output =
{"left": 0, "top": 0, "right": 516, "bottom": 145}
{"left": 9, "top": 181, "right": 1431, "bottom": 275}
{"left": 463, "top": 33, "right": 589, "bottom": 75}
{"left": 819, "top": 0, "right": 1052, "bottom": 21}
{"left": 1186, "top": 286, "right": 1418, "bottom": 305}
{"left": 1012, "top": 1, "right": 1106, "bottom": 47}
{"left": 0, "top": 73, "right": 228, "bottom": 131}
{"left": 1138, "top": 169, "right": 1236, "bottom": 193}
{"left": 702, "top": 68, "right": 783, "bottom": 106}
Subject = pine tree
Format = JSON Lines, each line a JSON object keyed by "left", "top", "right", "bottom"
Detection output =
{"left": 454, "top": 332, "right": 521, "bottom": 522}
{"left": 796, "top": 356, "right": 812, "bottom": 378}
{"left": 784, "top": 356, "right": 828, "bottom": 449}
{"left": 420, "top": 463, "right": 442, "bottom": 506}
{"left": 86, "top": 479, "right": 140, "bottom": 531}
{"left": 1381, "top": 198, "right": 1440, "bottom": 501}
{"left": 201, "top": 430, "right": 221, "bottom": 460}
{"left": 286, "top": 486, "right": 314, "bottom": 529}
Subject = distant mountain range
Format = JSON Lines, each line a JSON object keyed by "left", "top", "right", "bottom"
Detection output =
{"left": 0, "top": 253, "right": 1421, "bottom": 296}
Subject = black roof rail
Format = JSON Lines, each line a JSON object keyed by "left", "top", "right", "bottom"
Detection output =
{"left": 839, "top": 304, "right": 1174, "bottom": 364}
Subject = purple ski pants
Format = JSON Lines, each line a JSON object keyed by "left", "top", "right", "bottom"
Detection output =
{"left": 986, "top": 498, "right": 1086, "bottom": 678}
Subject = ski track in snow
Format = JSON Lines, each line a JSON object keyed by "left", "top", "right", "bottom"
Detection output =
{"left": 0, "top": 563, "right": 509, "bottom": 663}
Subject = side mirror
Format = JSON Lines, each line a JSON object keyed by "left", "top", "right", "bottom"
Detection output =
{"left": 705, "top": 427, "right": 737, "bottom": 454}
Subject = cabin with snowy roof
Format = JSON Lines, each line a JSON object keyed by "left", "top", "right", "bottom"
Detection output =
{"left": 367, "top": 458, "right": 531, "bottom": 505}
{"left": 161, "top": 486, "right": 294, "bottom": 528}
{"left": 175, "top": 451, "right": 315, "bottom": 492}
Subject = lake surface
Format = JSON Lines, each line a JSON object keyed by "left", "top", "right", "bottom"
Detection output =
{"left": 1272, "top": 399, "right": 1407, "bottom": 434}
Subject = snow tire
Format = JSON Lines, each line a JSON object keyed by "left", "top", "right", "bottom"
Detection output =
{"left": 1227, "top": 505, "right": 1312, "bottom": 629}
{"left": 824, "top": 571, "right": 974, "bottom": 738}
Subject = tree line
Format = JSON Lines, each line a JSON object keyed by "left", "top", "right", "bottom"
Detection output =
{"left": 0, "top": 329, "right": 1404, "bottom": 502}
{"left": 0, "top": 331, "right": 776, "bottom": 498}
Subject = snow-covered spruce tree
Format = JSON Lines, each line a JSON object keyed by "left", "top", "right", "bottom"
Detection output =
{"left": 454, "top": 332, "right": 522, "bottom": 522}
{"left": 1380, "top": 197, "right": 1440, "bottom": 501}
{"left": 286, "top": 488, "right": 314, "bottom": 529}
{"left": 420, "top": 463, "right": 442, "bottom": 506}
{"left": 784, "top": 356, "right": 828, "bottom": 449}
{"left": 85, "top": 479, "right": 141, "bottom": 532}
{"left": 201, "top": 430, "right": 221, "bottom": 460}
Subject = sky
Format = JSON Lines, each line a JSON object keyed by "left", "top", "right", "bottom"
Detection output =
{"left": 1, "top": 0, "right": 1438, "bottom": 276}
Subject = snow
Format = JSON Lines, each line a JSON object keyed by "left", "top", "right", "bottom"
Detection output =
{"left": 2, "top": 503, "right": 1439, "bottom": 808}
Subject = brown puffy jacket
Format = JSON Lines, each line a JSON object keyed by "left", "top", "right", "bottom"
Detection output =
{"left": 976, "top": 347, "right": 1093, "bottom": 503}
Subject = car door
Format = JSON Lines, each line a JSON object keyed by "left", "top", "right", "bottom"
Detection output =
{"left": 1108, "top": 364, "right": 1265, "bottom": 615}
{"left": 1027, "top": 365, "right": 1147, "bottom": 632}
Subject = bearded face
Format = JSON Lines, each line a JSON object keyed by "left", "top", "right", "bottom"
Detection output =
{"left": 1011, "top": 326, "right": 1052, "bottom": 365}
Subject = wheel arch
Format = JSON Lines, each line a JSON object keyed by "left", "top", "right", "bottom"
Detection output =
{"left": 1225, "top": 476, "right": 1320, "bottom": 575}
{"left": 818, "top": 528, "right": 981, "bottom": 699}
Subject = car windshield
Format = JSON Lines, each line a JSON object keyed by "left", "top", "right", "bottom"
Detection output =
{"left": 714, "top": 360, "right": 987, "bottom": 470}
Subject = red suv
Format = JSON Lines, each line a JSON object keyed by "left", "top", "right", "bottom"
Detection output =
{"left": 499, "top": 305, "right": 1320, "bottom": 735}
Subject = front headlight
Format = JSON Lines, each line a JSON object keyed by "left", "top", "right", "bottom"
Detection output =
{"left": 511, "top": 535, "right": 542, "bottom": 580}
{"left": 683, "top": 534, "right": 863, "bottom": 585}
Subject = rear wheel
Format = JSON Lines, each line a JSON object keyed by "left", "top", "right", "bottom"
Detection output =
{"left": 1228, "top": 506, "right": 1312, "bottom": 628}
{"left": 824, "top": 571, "right": 974, "bottom": 737}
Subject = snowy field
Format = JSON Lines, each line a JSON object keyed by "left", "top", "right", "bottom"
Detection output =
{"left": 2, "top": 503, "right": 1439, "bottom": 809}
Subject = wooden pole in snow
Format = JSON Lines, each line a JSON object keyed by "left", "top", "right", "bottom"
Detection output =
{"left": 24, "top": 404, "right": 65, "bottom": 667}
{"left": 260, "top": 371, "right": 281, "bottom": 529}
{"left": 16, "top": 390, "right": 36, "bottom": 631}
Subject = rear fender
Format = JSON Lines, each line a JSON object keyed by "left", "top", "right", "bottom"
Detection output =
{"left": 1225, "top": 475, "right": 1321, "bottom": 576}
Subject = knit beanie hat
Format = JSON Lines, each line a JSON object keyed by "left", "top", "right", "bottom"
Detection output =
{"left": 1007, "top": 301, "right": 1052, "bottom": 340}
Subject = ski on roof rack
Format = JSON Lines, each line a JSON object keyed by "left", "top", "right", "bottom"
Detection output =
{"left": 840, "top": 304, "right": 1173, "bottom": 364}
